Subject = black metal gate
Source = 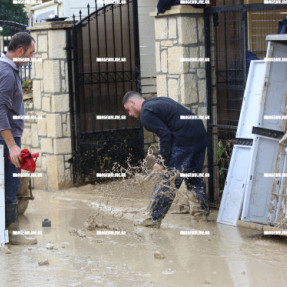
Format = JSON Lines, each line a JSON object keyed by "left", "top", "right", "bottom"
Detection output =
{"left": 205, "top": 3, "right": 287, "bottom": 201}
{"left": 0, "top": 20, "right": 27, "bottom": 33}
{"left": 67, "top": 0, "right": 144, "bottom": 183}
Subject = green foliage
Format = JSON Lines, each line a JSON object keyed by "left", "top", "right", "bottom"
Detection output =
{"left": 0, "top": 0, "right": 28, "bottom": 36}
{"left": 22, "top": 78, "right": 32, "bottom": 94}
{"left": 0, "top": 0, "right": 25, "bottom": 13}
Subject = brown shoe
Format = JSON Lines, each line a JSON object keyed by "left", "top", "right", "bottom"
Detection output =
{"left": 134, "top": 216, "right": 161, "bottom": 228}
{"left": 185, "top": 191, "right": 209, "bottom": 220}
{"left": 190, "top": 207, "right": 209, "bottom": 221}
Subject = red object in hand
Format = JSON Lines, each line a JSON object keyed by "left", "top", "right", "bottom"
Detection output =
{"left": 9, "top": 149, "right": 39, "bottom": 172}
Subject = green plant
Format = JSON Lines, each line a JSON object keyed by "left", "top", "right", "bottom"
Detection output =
{"left": 22, "top": 78, "right": 32, "bottom": 94}
{"left": 216, "top": 139, "right": 234, "bottom": 190}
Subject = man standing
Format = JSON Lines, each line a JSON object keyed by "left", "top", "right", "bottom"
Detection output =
{"left": 123, "top": 91, "right": 209, "bottom": 228}
{"left": 0, "top": 32, "right": 37, "bottom": 244}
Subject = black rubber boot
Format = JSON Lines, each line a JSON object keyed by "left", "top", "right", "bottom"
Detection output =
{"left": 5, "top": 203, "right": 37, "bottom": 245}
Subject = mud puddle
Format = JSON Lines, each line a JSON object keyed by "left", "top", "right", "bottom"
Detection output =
{"left": 1, "top": 178, "right": 287, "bottom": 287}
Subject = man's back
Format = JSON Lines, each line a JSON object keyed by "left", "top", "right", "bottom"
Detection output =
{"left": 140, "top": 97, "right": 207, "bottom": 150}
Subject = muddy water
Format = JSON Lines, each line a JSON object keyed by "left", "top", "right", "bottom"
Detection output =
{"left": 1, "top": 179, "right": 287, "bottom": 287}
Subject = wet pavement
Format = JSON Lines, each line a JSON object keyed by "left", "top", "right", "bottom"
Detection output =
{"left": 1, "top": 179, "right": 287, "bottom": 287}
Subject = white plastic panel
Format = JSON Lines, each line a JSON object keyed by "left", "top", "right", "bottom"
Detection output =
{"left": 217, "top": 145, "right": 252, "bottom": 226}
{"left": 260, "top": 42, "right": 287, "bottom": 131}
{"left": 241, "top": 137, "right": 279, "bottom": 224}
{"left": 268, "top": 148, "right": 287, "bottom": 224}
{"left": 237, "top": 43, "right": 287, "bottom": 137}
{"left": 236, "top": 60, "right": 266, "bottom": 138}
{"left": 219, "top": 35, "right": 287, "bottom": 227}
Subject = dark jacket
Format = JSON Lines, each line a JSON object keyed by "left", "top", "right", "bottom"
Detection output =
{"left": 140, "top": 97, "right": 207, "bottom": 165}
{"left": 278, "top": 18, "right": 287, "bottom": 34}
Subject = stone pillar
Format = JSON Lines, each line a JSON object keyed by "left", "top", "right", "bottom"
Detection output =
{"left": 22, "top": 21, "right": 74, "bottom": 191}
{"left": 151, "top": 5, "right": 207, "bottom": 117}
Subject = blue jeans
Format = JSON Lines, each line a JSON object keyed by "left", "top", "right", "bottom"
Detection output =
{"left": 0, "top": 138, "right": 21, "bottom": 204}
{"left": 150, "top": 145, "right": 209, "bottom": 221}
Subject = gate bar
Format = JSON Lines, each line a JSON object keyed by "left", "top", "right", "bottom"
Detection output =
{"left": 204, "top": 13, "right": 214, "bottom": 203}
{"left": 66, "top": 28, "right": 77, "bottom": 182}
{"left": 87, "top": 4, "right": 96, "bottom": 132}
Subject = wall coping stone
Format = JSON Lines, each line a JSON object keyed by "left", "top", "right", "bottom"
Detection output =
{"left": 28, "top": 21, "right": 74, "bottom": 32}
{"left": 150, "top": 5, "right": 204, "bottom": 17}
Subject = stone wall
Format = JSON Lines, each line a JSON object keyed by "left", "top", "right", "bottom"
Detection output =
{"left": 22, "top": 21, "right": 74, "bottom": 191}
{"left": 153, "top": 6, "right": 207, "bottom": 117}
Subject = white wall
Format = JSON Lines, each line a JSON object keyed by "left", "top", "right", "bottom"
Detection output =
{"left": 138, "top": 0, "right": 157, "bottom": 95}
{"left": 60, "top": 0, "right": 97, "bottom": 20}
{"left": 30, "top": 0, "right": 94, "bottom": 23}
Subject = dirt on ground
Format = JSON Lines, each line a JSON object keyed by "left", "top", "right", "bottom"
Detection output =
{"left": 1, "top": 176, "right": 287, "bottom": 287}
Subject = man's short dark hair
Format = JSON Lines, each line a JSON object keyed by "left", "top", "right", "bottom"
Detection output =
{"left": 122, "top": 91, "right": 143, "bottom": 105}
{"left": 8, "top": 32, "right": 35, "bottom": 53}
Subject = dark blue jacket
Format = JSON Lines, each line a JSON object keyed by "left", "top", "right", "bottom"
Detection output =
{"left": 140, "top": 97, "right": 207, "bottom": 165}
{"left": 278, "top": 18, "right": 287, "bottom": 34}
